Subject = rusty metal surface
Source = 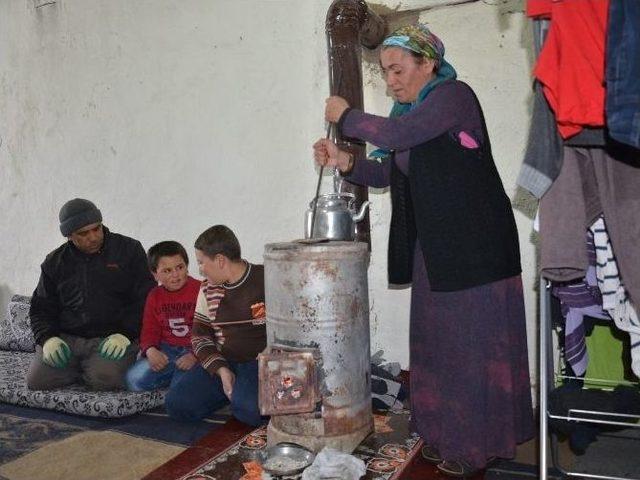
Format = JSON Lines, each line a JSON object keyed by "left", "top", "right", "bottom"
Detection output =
{"left": 263, "top": 241, "right": 373, "bottom": 453}
{"left": 267, "top": 418, "right": 373, "bottom": 454}
{"left": 258, "top": 350, "right": 318, "bottom": 416}
{"left": 325, "top": 1, "right": 387, "bottom": 248}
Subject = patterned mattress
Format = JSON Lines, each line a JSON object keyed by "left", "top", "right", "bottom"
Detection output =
{"left": 0, "top": 351, "right": 165, "bottom": 417}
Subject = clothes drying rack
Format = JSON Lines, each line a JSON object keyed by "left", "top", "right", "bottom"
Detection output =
{"left": 539, "top": 279, "right": 640, "bottom": 480}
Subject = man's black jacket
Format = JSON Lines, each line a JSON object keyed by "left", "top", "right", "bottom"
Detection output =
{"left": 29, "top": 227, "right": 155, "bottom": 346}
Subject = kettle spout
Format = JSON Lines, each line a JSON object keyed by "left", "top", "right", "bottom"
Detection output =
{"left": 352, "top": 201, "right": 370, "bottom": 223}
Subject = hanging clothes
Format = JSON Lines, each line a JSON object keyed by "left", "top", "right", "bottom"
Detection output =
{"left": 529, "top": 0, "right": 609, "bottom": 139}
{"left": 590, "top": 217, "right": 640, "bottom": 378}
{"left": 552, "top": 231, "right": 610, "bottom": 377}
{"left": 539, "top": 146, "right": 640, "bottom": 304}
{"left": 606, "top": 0, "right": 640, "bottom": 149}
{"left": 518, "top": 18, "right": 563, "bottom": 199}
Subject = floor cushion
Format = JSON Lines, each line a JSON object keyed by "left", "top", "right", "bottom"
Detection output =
{"left": 1, "top": 295, "right": 166, "bottom": 417}
{"left": 0, "top": 295, "right": 35, "bottom": 352}
{"left": 0, "top": 352, "right": 165, "bottom": 418}
{"left": 0, "top": 351, "right": 165, "bottom": 417}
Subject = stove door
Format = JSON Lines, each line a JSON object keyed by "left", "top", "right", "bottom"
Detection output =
{"left": 258, "top": 348, "right": 319, "bottom": 416}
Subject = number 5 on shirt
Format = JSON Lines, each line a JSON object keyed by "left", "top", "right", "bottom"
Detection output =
{"left": 168, "top": 318, "right": 189, "bottom": 337}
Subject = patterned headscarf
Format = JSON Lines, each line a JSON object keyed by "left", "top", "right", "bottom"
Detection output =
{"left": 382, "top": 24, "right": 446, "bottom": 69}
{"left": 368, "top": 24, "right": 457, "bottom": 161}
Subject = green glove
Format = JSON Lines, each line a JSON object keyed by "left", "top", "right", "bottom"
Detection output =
{"left": 98, "top": 333, "right": 131, "bottom": 360}
{"left": 42, "top": 336, "right": 72, "bottom": 368}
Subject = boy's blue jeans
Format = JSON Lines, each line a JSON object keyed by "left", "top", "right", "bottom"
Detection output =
{"left": 165, "top": 359, "right": 263, "bottom": 427}
{"left": 126, "top": 343, "right": 191, "bottom": 391}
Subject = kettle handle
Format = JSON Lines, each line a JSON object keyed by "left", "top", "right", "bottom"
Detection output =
{"left": 352, "top": 200, "right": 370, "bottom": 223}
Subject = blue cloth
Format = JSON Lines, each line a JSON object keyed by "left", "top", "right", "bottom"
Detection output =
{"left": 606, "top": 0, "right": 640, "bottom": 149}
{"left": 126, "top": 343, "right": 191, "bottom": 391}
{"left": 164, "top": 360, "right": 263, "bottom": 426}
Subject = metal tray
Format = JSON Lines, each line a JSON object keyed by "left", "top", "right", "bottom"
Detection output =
{"left": 257, "top": 442, "right": 315, "bottom": 476}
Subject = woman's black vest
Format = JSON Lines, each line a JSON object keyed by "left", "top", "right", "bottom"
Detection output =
{"left": 388, "top": 99, "right": 521, "bottom": 291}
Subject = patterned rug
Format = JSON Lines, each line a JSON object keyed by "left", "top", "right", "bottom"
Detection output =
{"left": 0, "top": 430, "right": 184, "bottom": 480}
{"left": 177, "top": 410, "right": 421, "bottom": 480}
{"left": 0, "top": 401, "right": 230, "bottom": 477}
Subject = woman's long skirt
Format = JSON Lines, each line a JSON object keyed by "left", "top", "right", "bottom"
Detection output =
{"left": 410, "top": 247, "right": 535, "bottom": 469}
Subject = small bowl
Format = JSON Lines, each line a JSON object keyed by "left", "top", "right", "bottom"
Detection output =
{"left": 257, "top": 442, "right": 315, "bottom": 476}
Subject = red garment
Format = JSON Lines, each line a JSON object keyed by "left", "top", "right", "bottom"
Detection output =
{"left": 139, "top": 276, "right": 201, "bottom": 354}
{"left": 530, "top": 0, "right": 609, "bottom": 139}
{"left": 526, "top": 0, "right": 551, "bottom": 17}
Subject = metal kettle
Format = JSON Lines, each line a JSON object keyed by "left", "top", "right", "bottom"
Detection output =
{"left": 304, "top": 192, "right": 370, "bottom": 241}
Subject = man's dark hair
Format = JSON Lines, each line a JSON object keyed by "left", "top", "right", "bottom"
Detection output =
{"left": 194, "top": 225, "right": 241, "bottom": 261}
{"left": 147, "top": 241, "right": 189, "bottom": 272}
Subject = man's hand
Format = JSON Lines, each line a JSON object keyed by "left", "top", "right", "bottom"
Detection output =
{"left": 98, "top": 333, "right": 131, "bottom": 360}
{"left": 218, "top": 366, "right": 236, "bottom": 400}
{"left": 146, "top": 347, "right": 169, "bottom": 372}
{"left": 175, "top": 352, "right": 198, "bottom": 371}
{"left": 42, "top": 336, "right": 72, "bottom": 368}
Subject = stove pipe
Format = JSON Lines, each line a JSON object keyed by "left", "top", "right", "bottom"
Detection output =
{"left": 325, "top": 0, "right": 386, "bottom": 248}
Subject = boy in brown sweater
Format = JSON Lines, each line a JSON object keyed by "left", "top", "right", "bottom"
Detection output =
{"left": 164, "top": 225, "right": 266, "bottom": 425}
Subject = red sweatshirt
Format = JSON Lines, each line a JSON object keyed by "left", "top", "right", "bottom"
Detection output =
{"left": 139, "top": 276, "right": 201, "bottom": 354}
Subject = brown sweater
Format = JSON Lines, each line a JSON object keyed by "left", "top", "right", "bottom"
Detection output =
{"left": 191, "top": 262, "right": 266, "bottom": 375}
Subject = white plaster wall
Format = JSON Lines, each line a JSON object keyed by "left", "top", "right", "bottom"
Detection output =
{"left": 0, "top": 1, "right": 536, "bottom": 377}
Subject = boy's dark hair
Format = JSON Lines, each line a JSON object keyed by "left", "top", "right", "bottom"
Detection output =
{"left": 147, "top": 241, "right": 189, "bottom": 272}
{"left": 194, "top": 225, "right": 241, "bottom": 261}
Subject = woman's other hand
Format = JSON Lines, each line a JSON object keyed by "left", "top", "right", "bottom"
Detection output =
{"left": 325, "top": 96, "right": 349, "bottom": 123}
{"left": 313, "top": 139, "right": 352, "bottom": 172}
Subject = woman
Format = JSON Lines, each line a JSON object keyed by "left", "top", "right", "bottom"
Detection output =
{"left": 313, "top": 24, "right": 534, "bottom": 477}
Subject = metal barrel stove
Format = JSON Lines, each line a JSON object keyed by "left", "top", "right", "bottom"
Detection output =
{"left": 260, "top": 241, "right": 373, "bottom": 453}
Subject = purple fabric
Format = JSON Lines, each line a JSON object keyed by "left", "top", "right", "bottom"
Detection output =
{"left": 410, "top": 247, "right": 534, "bottom": 468}
{"left": 552, "top": 232, "right": 611, "bottom": 376}
{"left": 343, "top": 80, "right": 534, "bottom": 468}
{"left": 345, "top": 80, "right": 484, "bottom": 187}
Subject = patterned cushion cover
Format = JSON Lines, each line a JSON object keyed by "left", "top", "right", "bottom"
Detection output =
{"left": 0, "top": 295, "right": 36, "bottom": 352}
{"left": 0, "top": 351, "right": 165, "bottom": 417}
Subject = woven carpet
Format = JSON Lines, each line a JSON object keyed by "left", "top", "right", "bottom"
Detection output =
{"left": 0, "top": 431, "right": 183, "bottom": 480}
{"left": 160, "top": 410, "right": 422, "bottom": 480}
{"left": 0, "top": 402, "right": 230, "bottom": 480}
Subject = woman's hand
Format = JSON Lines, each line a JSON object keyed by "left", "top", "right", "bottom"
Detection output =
{"left": 325, "top": 96, "right": 349, "bottom": 123}
{"left": 313, "top": 138, "right": 352, "bottom": 172}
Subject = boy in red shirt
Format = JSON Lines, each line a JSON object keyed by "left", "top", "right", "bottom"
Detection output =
{"left": 126, "top": 241, "right": 201, "bottom": 391}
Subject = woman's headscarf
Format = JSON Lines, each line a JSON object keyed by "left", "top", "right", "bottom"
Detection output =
{"left": 382, "top": 24, "right": 447, "bottom": 70}
{"left": 369, "top": 23, "right": 457, "bottom": 160}
{"left": 382, "top": 24, "right": 457, "bottom": 112}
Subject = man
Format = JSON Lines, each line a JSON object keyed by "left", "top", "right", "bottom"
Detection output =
{"left": 27, "top": 198, "right": 156, "bottom": 390}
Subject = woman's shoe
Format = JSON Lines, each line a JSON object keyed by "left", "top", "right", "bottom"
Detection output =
{"left": 420, "top": 444, "right": 442, "bottom": 464}
{"left": 436, "top": 459, "right": 481, "bottom": 478}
